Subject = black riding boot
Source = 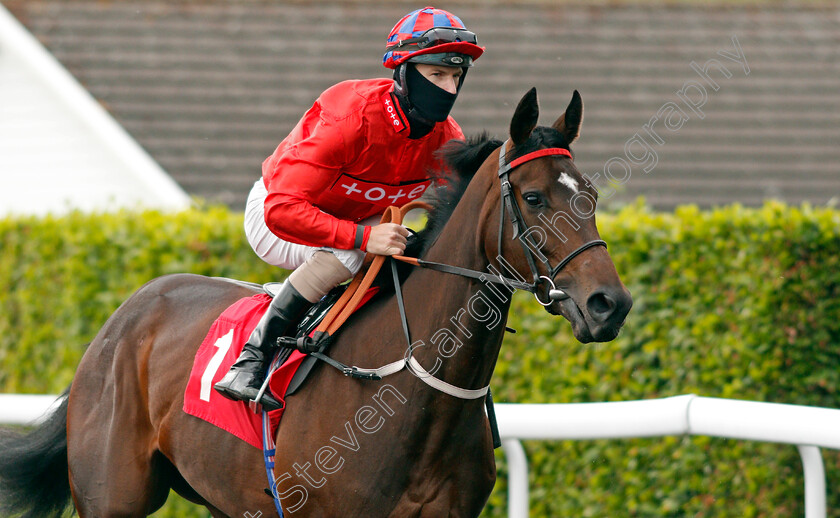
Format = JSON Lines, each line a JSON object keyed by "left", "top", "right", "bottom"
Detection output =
{"left": 214, "top": 281, "right": 310, "bottom": 410}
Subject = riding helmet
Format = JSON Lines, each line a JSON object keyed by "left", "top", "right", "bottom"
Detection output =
{"left": 383, "top": 6, "right": 484, "bottom": 70}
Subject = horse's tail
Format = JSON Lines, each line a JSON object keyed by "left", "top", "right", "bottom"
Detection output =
{"left": 0, "top": 385, "right": 73, "bottom": 518}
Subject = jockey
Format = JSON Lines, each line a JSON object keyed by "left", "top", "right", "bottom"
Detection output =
{"left": 214, "top": 7, "right": 484, "bottom": 409}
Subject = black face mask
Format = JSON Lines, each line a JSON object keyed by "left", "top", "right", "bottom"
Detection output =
{"left": 406, "top": 64, "right": 459, "bottom": 123}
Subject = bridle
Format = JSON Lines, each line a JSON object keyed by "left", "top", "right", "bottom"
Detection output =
{"left": 496, "top": 139, "right": 607, "bottom": 305}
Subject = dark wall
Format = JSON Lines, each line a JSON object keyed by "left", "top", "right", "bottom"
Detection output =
{"left": 7, "top": 1, "right": 840, "bottom": 209}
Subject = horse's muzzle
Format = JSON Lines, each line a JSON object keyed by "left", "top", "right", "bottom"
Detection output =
{"left": 549, "top": 283, "right": 632, "bottom": 343}
{"left": 584, "top": 286, "right": 633, "bottom": 342}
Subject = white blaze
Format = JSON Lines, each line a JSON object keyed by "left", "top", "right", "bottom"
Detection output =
{"left": 558, "top": 172, "right": 579, "bottom": 193}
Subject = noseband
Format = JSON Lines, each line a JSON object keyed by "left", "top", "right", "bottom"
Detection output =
{"left": 496, "top": 140, "right": 607, "bottom": 305}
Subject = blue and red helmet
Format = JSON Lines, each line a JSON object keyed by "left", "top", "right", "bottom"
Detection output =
{"left": 383, "top": 7, "right": 484, "bottom": 69}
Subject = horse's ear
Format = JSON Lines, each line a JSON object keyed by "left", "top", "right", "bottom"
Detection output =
{"left": 510, "top": 87, "right": 539, "bottom": 146}
{"left": 552, "top": 90, "right": 584, "bottom": 144}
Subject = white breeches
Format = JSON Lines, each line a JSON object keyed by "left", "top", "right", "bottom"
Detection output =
{"left": 243, "top": 179, "right": 376, "bottom": 275}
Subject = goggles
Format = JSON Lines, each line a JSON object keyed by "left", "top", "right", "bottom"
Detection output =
{"left": 390, "top": 27, "right": 478, "bottom": 51}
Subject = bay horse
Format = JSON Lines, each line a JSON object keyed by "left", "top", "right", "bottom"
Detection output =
{"left": 0, "top": 88, "right": 631, "bottom": 517}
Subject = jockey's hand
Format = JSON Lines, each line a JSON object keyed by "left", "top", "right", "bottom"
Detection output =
{"left": 366, "top": 223, "right": 409, "bottom": 255}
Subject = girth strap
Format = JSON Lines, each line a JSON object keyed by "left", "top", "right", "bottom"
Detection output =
{"left": 392, "top": 254, "right": 489, "bottom": 399}
{"left": 308, "top": 351, "right": 406, "bottom": 381}
{"left": 406, "top": 355, "right": 488, "bottom": 399}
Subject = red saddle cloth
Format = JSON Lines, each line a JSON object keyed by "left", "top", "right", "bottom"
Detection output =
{"left": 183, "top": 289, "right": 378, "bottom": 449}
{"left": 183, "top": 293, "right": 305, "bottom": 449}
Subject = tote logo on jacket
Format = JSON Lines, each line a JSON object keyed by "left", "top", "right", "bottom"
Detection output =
{"left": 330, "top": 174, "right": 431, "bottom": 206}
{"left": 381, "top": 92, "right": 407, "bottom": 133}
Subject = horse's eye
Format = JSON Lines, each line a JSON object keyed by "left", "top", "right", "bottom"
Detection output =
{"left": 523, "top": 192, "right": 543, "bottom": 207}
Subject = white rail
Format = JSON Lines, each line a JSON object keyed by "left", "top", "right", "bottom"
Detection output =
{"left": 0, "top": 394, "right": 62, "bottom": 424}
{"left": 2, "top": 394, "right": 838, "bottom": 517}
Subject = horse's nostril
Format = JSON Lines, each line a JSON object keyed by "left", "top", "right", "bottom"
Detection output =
{"left": 586, "top": 291, "right": 616, "bottom": 322}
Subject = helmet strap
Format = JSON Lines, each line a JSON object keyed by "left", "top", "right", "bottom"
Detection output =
{"left": 456, "top": 67, "right": 468, "bottom": 93}
{"left": 393, "top": 63, "right": 409, "bottom": 98}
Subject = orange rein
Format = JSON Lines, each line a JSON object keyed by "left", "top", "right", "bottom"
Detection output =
{"left": 312, "top": 201, "right": 430, "bottom": 337}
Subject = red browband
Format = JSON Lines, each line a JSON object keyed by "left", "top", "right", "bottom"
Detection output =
{"left": 507, "top": 147, "right": 573, "bottom": 169}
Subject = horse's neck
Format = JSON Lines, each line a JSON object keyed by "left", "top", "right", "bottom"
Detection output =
{"left": 401, "top": 171, "right": 511, "bottom": 391}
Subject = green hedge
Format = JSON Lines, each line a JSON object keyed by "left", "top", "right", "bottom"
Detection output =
{"left": 1, "top": 201, "right": 838, "bottom": 517}
{"left": 0, "top": 205, "right": 278, "bottom": 394}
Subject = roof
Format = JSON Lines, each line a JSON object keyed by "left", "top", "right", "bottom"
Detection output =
{"left": 5, "top": 1, "right": 839, "bottom": 210}
{"left": 0, "top": 2, "right": 190, "bottom": 216}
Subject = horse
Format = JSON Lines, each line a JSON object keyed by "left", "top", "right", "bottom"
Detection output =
{"left": 0, "top": 87, "right": 631, "bottom": 518}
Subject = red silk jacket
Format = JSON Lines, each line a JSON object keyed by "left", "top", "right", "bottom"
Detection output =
{"left": 261, "top": 78, "right": 464, "bottom": 250}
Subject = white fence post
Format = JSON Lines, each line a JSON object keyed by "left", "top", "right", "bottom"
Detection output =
{"left": 798, "top": 445, "right": 826, "bottom": 518}
{"left": 502, "top": 439, "right": 529, "bottom": 518}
